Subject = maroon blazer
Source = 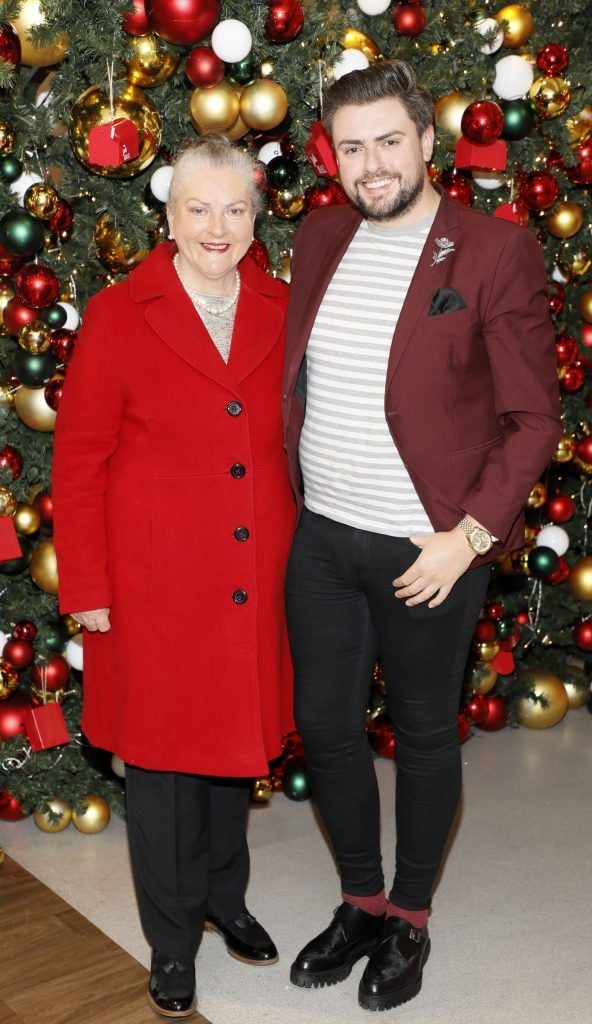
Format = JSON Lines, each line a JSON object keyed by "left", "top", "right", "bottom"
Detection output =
{"left": 282, "top": 192, "right": 563, "bottom": 566}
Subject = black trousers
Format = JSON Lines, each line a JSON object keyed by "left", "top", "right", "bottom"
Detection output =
{"left": 285, "top": 509, "right": 491, "bottom": 911}
{"left": 125, "top": 766, "right": 251, "bottom": 959}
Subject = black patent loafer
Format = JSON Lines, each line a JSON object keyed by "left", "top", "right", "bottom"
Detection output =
{"left": 358, "top": 915, "right": 430, "bottom": 1011}
{"left": 148, "top": 950, "right": 197, "bottom": 1019}
{"left": 204, "top": 910, "right": 279, "bottom": 965}
{"left": 290, "top": 903, "right": 385, "bottom": 989}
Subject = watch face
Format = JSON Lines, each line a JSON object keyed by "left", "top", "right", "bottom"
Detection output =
{"left": 470, "top": 528, "right": 492, "bottom": 554}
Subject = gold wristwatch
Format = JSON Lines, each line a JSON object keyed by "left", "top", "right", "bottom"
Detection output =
{"left": 457, "top": 515, "right": 493, "bottom": 555}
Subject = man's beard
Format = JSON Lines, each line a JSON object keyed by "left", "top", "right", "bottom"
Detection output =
{"left": 350, "top": 165, "right": 425, "bottom": 222}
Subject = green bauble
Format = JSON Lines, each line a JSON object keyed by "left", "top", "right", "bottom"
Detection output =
{"left": 267, "top": 156, "right": 299, "bottom": 189}
{"left": 282, "top": 759, "right": 312, "bottom": 802}
{"left": 502, "top": 100, "right": 535, "bottom": 141}
{"left": 14, "top": 349, "right": 57, "bottom": 387}
{"left": 497, "top": 616, "right": 514, "bottom": 639}
{"left": 0, "top": 536, "right": 31, "bottom": 575}
{"left": 226, "top": 57, "right": 255, "bottom": 86}
{"left": 42, "top": 305, "right": 67, "bottom": 329}
{"left": 0, "top": 209, "right": 45, "bottom": 257}
{"left": 0, "top": 154, "right": 22, "bottom": 183}
{"left": 45, "top": 622, "right": 68, "bottom": 652}
{"left": 527, "top": 545, "right": 559, "bottom": 580}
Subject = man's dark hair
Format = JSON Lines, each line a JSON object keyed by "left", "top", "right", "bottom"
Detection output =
{"left": 322, "top": 59, "right": 434, "bottom": 138}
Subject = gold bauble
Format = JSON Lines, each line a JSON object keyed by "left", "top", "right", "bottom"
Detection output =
{"left": 126, "top": 33, "right": 179, "bottom": 88}
{"left": 552, "top": 434, "right": 575, "bottom": 462}
{"left": 24, "top": 182, "right": 60, "bottom": 220}
{"left": 18, "top": 320, "right": 51, "bottom": 354}
{"left": 434, "top": 92, "right": 474, "bottom": 142}
{"left": 0, "top": 279, "right": 15, "bottom": 334}
{"left": 563, "top": 677, "right": 588, "bottom": 709}
{"left": 342, "top": 28, "right": 382, "bottom": 61}
{"left": 511, "top": 542, "right": 534, "bottom": 575}
{"left": 259, "top": 59, "right": 274, "bottom": 78}
{"left": 567, "top": 249, "right": 591, "bottom": 277}
{"left": 223, "top": 113, "right": 250, "bottom": 142}
{"left": 14, "top": 503, "right": 42, "bottom": 536}
{"left": 72, "top": 794, "right": 111, "bottom": 834}
{"left": 567, "top": 557, "right": 592, "bottom": 601}
{"left": 269, "top": 187, "right": 305, "bottom": 220}
{"left": 496, "top": 5, "right": 534, "bottom": 48}
{"left": 0, "top": 485, "right": 17, "bottom": 517}
{"left": 69, "top": 84, "right": 161, "bottom": 178}
{"left": 251, "top": 777, "right": 273, "bottom": 803}
{"left": 518, "top": 669, "right": 568, "bottom": 728}
{"left": 0, "top": 659, "right": 19, "bottom": 700}
{"left": 29, "top": 684, "right": 67, "bottom": 705}
{"left": 475, "top": 640, "right": 500, "bottom": 662}
{"left": 526, "top": 481, "right": 546, "bottom": 508}
{"left": 94, "top": 212, "right": 149, "bottom": 274}
{"left": 0, "top": 120, "right": 15, "bottom": 154}
{"left": 34, "top": 797, "right": 72, "bottom": 833}
{"left": 14, "top": 385, "right": 56, "bottom": 431}
{"left": 529, "top": 77, "right": 570, "bottom": 120}
{"left": 11, "top": 0, "right": 69, "bottom": 67}
{"left": 240, "top": 80, "right": 288, "bottom": 132}
{"left": 546, "top": 201, "right": 583, "bottom": 239}
{"left": 471, "top": 661, "right": 497, "bottom": 695}
{"left": 579, "top": 290, "right": 592, "bottom": 324}
{"left": 61, "top": 613, "right": 83, "bottom": 637}
{"left": 566, "top": 105, "right": 592, "bottom": 147}
{"left": 274, "top": 252, "right": 292, "bottom": 283}
{"left": 189, "top": 80, "right": 240, "bottom": 134}
{"left": 0, "top": 383, "right": 16, "bottom": 407}
{"left": 29, "top": 538, "right": 59, "bottom": 594}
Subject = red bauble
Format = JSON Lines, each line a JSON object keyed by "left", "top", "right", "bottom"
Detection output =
{"left": 0, "top": 689, "right": 35, "bottom": 741}
{"left": 304, "top": 179, "right": 349, "bottom": 212}
{"left": 44, "top": 375, "right": 65, "bottom": 411}
{"left": 536, "top": 43, "right": 568, "bottom": 76}
{"left": 560, "top": 364, "right": 585, "bottom": 392}
{"left": 515, "top": 610, "right": 529, "bottom": 626}
{"left": 2, "top": 638, "right": 34, "bottom": 670}
{"left": 473, "top": 618, "right": 496, "bottom": 643}
{"left": 0, "top": 788, "right": 28, "bottom": 821}
{"left": 548, "top": 282, "right": 565, "bottom": 317}
{"left": 461, "top": 101, "right": 504, "bottom": 145}
{"left": 485, "top": 602, "right": 504, "bottom": 621}
{"left": 457, "top": 713, "right": 471, "bottom": 743}
{"left": 555, "top": 334, "right": 579, "bottom": 364}
{"left": 122, "top": 0, "right": 152, "bottom": 34}
{"left": 573, "top": 619, "right": 592, "bottom": 652}
{"left": 185, "top": 46, "right": 223, "bottom": 87}
{"left": 13, "top": 620, "right": 37, "bottom": 641}
{"left": 50, "top": 328, "right": 77, "bottom": 364}
{"left": 575, "top": 435, "right": 592, "bottom": 466}
{"left": 391, "top": 3, "right": 426, "bottom": 36}
{"left": 439, "top": 171, "right": 473, "bottom": 206}
{"left": 15, "top": 263, "right": 61, "bottom": 311}
{"left": 0, "top": 444, "right": 23, "bottom": 479}
{"left": 566, "top": 159, "right": 592, "bottom": 186}
{"left": 547, "top": 556, "right": 570, "bottom": 585}
{"left": 493, "top": 201, "right": 529, "bottom": 227}
{"left": 282, "top": 730, "right": 305, "bottom": 759}
{"left": 32, "top": 490, "right": 53, "bottom": 528}
{"left": 31, "top": 654, "right": 70, "bottom": 692}
{"left": 145, "top": 0, "right": 220, "bottom": 46}
{"left": 0, "top": 242, "right": 24, "bottom": 277}
{"left": 519, "top": 171, "right": 559, "bottom": 212}
{"left": 0, "top": 23, "right": 21, "bottom": 67}
{"left": 582, "top": 325, "right": 592, "bottom": 349}
{"left": 475, "top": 695, "right": 508, "bottom": 731}
{"left": 465, "top": 693, "right": 489, "bottom": 725}
{"left": 48, "top": 200, "right": 74, "bottom": 240}
{"left": 544, "top": 492, "right": 575, "bottom": 523}
{"left": 2, "top": 296, "right": 38, "bottom": 334}
{"left": 265, "top": 0, "right": 304, "bottom": 43}
{"left": 280, "top": 135, "right": 297, "bottom": 159}
{"left": 367, "top": 716, "right": 396, "bottom": 759}
{"left": 247, "top": 237, "right": 269, "bottom": 272}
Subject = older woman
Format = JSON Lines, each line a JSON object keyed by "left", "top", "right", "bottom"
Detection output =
{"left": 52, "top": 138, "right": 296, "bottom": 1019}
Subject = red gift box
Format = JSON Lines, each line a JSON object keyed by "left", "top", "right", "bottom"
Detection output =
{"left": 455, "top": 137, "right": 507, "bottom": 172}
{"left": 23, "top": 703, "right": 70, "bottom": 752}
{"left": 0, "top": 516, "right": 21, "bottom": 561}
{"left": 305, "top": 121, "right": 338, "bottom": 178}
{"left": 87, "top": 118, "right": 140, "bottom": 167}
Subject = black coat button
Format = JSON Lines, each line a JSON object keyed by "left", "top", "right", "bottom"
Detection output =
{"left": 227, "top": 401, "right": 242, "bottom": 416}
{"left": 230, "top": 463, "right": 246, "bottom": 478}
{"left": 233, "top": 589, "right": 248, "bottom": 604}
{"left": 234, "top": 526, "right": 250, "bottom": 542}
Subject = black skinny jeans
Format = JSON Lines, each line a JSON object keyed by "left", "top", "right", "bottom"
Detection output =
{"left": 285, "top": 508, "right": 490, "bottom": 911}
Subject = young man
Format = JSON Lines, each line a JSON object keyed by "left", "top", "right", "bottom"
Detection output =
{"left": 282, "top": 60, "right": 561, "bottom": 1012}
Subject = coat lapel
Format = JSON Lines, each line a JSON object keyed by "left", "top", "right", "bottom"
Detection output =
{"left": 226, "top": 260, "right": 284, "bottom": 384}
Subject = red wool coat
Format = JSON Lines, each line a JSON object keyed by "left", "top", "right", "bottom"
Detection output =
{"left": 53, "top": 243, "right": 296, "bottom": 776}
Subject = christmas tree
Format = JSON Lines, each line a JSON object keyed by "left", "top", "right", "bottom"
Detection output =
{"left": 0, "top": 0, "right": 591, "bottom": 822}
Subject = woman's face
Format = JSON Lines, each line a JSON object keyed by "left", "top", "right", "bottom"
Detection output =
{"left": 167, "top": 165, "right": 255, "bottom": 292}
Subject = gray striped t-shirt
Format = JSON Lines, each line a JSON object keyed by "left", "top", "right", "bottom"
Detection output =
{"left": 299, "top": 214, "right": 435, "bottom": 537}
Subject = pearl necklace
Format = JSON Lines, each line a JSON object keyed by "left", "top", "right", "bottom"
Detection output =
{"left": 173, "top": 254, "right": 240, "bottom": 316}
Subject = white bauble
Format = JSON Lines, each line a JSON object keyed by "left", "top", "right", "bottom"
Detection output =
{"left": 474, "top": 17, "right": 504, "bottom": 55}
{"left": 10, "top": 171, "right": 43, "bottom": 205}
{"left": 492, "top": 55, "right": 534, "bottom": 101}
{"left": 56, "top": 302, "right": 80, "bottom": 330}
{"left": 356, "top": 0, "right": 391, "bottom": 14}
{"left": 257, "top": 141, "right": 283, "bottom": 164}
{"left": 111, "top": 754, "right": 126, "bottom": 778}
{"left": 551, "top": 264, "right": 570, "bottom": 285}
{"left": 65, "top": 634, "right": 83, "bottom": 671}
{"left": 150, "top": 165, "right": 173, "bottom": 203}
{"left": 536, "top": 525, "right": 570, "bottom": 556}
{"left": 333, "top": 48, "right": 369, "bottom": 81}
{"left": 0, "top": 631, "right": 9, "bottom": 653}
{"left": 472, "top": 171, "right": 506, "bottom": 190}
{"left": 211, "top": 20, "right": 252, "bottom": 64}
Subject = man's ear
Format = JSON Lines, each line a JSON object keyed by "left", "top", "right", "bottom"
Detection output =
{"left": 422, "top": 125, "right": 435, "bottom": 163}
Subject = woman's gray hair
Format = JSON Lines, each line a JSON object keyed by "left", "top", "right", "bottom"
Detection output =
{"left": 167, "top": 136, "right": 265, "bottom": 215}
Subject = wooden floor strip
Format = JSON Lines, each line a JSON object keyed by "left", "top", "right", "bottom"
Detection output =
{"left": 0, "top": 855, "right": 212, "bottom": 1024}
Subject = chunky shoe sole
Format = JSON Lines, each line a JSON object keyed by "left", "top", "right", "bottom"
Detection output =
{"left": 290, "top": 938, "right": 378, "bottom": 989}
{"left": 358, "top": 938, "right": 431, "bottom": 1011}
{"left": 147, "top": 991, "right": 198, "bottom": 1018}
{"left": 203, "top": 920, "right": 279, "bottom": 966}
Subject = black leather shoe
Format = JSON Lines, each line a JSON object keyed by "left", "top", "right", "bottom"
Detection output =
{"left": 290, "top": 903, "right": 385, "bottom": 989}
{"left": 204, "top": 910, "right": 279, "bottom": 965}
{"left": 147, "top": 950, "right": 197, "bottom": 1019}
{"left": 358, "top": 915, "right": 430, "bottom": 1011}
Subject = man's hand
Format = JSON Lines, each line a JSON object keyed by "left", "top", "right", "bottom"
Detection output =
{"left": 71, "top": 608, "right": 111, "bottom": 632}
{"left": 393, "top": 530, "right": 475, "bottom": 608}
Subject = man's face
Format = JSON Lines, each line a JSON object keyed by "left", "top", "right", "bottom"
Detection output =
{"left": 332, "top": 97, "right": 434, "bottom": 223}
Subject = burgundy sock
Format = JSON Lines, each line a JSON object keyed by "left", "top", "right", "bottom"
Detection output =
{"left": 386, "top": 901, "right": 429, "bottom": 929}
{"left": 342, "top": 891, "right": 386, "bottom": 916}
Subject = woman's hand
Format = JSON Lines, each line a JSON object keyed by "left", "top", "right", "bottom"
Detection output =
{"left": 71, "top": 608, "right": 111, "bottom": 632}
{"left": 392, "top": 530, "right": 475, "bottom": 608}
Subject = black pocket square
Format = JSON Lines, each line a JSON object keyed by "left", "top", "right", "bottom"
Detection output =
{"left": 428, "top": 287, "right": 467, "bottom": 316}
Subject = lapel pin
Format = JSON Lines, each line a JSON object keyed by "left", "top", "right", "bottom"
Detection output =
{"left": 431, "top": 237, "right": 456, "bottom": 266}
